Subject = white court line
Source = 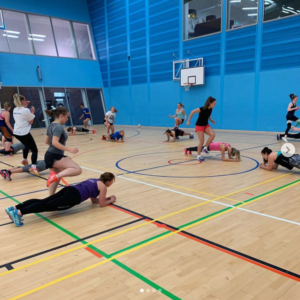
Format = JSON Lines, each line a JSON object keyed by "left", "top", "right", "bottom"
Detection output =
{"left": 80, "top": 166, "right": 300, "bottom": 227}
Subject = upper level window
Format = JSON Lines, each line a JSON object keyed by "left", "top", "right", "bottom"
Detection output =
{"left": 2, "top": 10, "right": 34, "bottom": 54}
{"left": 73, "top": 22, "right": 96, "bottom": 60}
{"left": 264, "top": 0, "right": 300, "bottom": 22}
{"left": 227, "top": 0, "right": 258, "bottom": 30}
{"left": 183, "top": 0, "right": 222, "bottom": 40}
{"left": 28, "top": 14, "right": 57, "bottom": 56}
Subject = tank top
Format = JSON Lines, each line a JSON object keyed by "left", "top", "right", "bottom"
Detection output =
{"left": 0, "top": 111, "right": 6, "bottom": 126}
{"left": 287, "top": 102, "right": 296, "bottom": 118}
{"left": 74, "top": 179, "right": 100, "bottom": 202}
{"left": 208, "top": 142, "right": 231, "bottom": 151}
{"left": 274, "top": 152, "right": 293, "bottom": 170}
{"left": 196, "top": 107, "right": 212, "bottom": 126}
{"left": 176, "top": 109, "right": 185, "bottom": 119}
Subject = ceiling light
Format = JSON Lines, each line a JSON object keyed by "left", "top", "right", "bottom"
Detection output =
{"left": 248, "top": 13, "right": 257, "bottom": 16}
{"left": 282, "top": 8, "right": 297, "bottom": 14}
{"left": 29, "top": 34, "right": 46, "bottom": 38}
{"left": 28, "top": 37, "right": 44, "bottom": 41}
{"left": 3, "top": 34, "right": 19, "bottom": 38}
{"left": 4, "top": 30, "right": 20, "bottom": 34}
{"left": 242, "top": 7, "right": 258, "bottom": 10}
{"left": 287, "top": 7, "right": 294, "bottom": 10}
{"left": 230, "top": 0, "right": 241, "bottom": 2}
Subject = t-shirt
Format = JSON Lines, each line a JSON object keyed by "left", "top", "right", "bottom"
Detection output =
{"left": 13, "top": 107, "right": 35, "bottom": 136}
{"left": 82, "top": 108, "right": 90, "bottom": 119}
{"left": 111, "top": 131, "right": 122, "bottom": 140}
{"left": 106, "top": 111, "right": 115, "bottom": 124}
{"left": 173, "top": 128, "right": 184, "bottom": 137}
{"left": 196, "top": 107, "right": 212, "bottom": 126}
{"left": 46, "top": 123, "right": 68, "bottom": 154}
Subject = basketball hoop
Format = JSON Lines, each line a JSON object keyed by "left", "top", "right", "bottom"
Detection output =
{"left": 183, "top": 83, "right": 193, "bottom": 92}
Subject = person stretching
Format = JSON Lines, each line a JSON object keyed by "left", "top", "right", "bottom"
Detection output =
{"left": 67, "top": 127, "right": 96, "bottom": 136}
{"left": 0, "top": 160, "right": 47, "bottom": 181}
{"left": 164, "top": 128, "right": 193, "bottom": 142}
{"left": 184, "top": 142, "right": 240, "bottom": 162}
{"left": 168, "top": 103, "right": 186, "bottom": 128}
{"left": 186, "top": 96, "right": 216, "bottom": 162}
{"left": 79, "top": 103, "right": 91, "bottom": 129}
{"left": 5, "top": 172, "right": 116, "bottom": 227}
{"left": 102, "top": 130, "right": 124, "bottom": 142}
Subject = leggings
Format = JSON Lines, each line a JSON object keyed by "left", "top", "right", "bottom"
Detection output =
{"left": 81, "top": 128, "right": 89, "bottom": 132}
{"left": 186, "top": 146, "right": 210, "bottom": 152}
{"left": 280, "top": 133, "right": 300, "bottom": 139}
{"left": 14, "top": 132, "right": 38, "bottom": 164}
{"left": 16, "top": 187, "right": 81, "bottom": 215}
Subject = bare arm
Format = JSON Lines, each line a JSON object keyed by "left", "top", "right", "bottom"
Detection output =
{"left": 79, "top": 114, "right": 84, "bottom": 120}
{"left": 90, "top": 182, "right": 116, "bottom": 207}
{"left": 288, "top": 103, "right": 299, "bottom": 112}
{"left": 52, "top": 136, "right": 78, "bottom": 153}
{"left": 172, "top": 131, "right": 176, "bottom": 142}
{"left": 260, "top": 155, "right": 277, "bottom": 171}
{"left": 45, "top": 135, "right": 50, "bottom": 145}
{"left": 164, "top": 132, "right": 170, "bottom": 142}
{"left": 169, "top": 110, "right": 177, "bottom": 118}
{"left": 186, "top": 108, "right": 200, "bottom": 125}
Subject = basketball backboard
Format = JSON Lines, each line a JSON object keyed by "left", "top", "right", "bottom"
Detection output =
{"left": 180, "top": 66, "right": 205, "bottom": 87}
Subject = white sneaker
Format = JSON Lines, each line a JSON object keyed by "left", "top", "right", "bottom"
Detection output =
{"left": 197, "top": 155, "right": 205, "bottom": 162}
{"left": 282, "top": 137, "right": 288, "bottom": 143}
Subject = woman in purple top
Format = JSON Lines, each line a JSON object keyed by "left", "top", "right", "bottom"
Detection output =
{"left": 5, "top": 173, "right": 116, "bottom": 227}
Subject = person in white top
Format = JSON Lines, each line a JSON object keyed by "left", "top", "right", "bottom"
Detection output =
{"left": 13, "top": 94, "right": 39, "bottom": 176}
{"left": 104, "top": 107, "right": 118, "bottom": 134}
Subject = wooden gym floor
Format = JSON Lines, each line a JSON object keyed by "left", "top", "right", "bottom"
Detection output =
{"left": 0, "top": 125, "right": 300, "bottom": 300}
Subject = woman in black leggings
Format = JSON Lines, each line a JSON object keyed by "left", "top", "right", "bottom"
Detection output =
{"left": 12, "top": 94, "right": 39, "bottom": 176}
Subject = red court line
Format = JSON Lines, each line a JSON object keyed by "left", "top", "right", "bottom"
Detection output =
{"left": 85, "top": 247, "right": 103, "bottom": 258}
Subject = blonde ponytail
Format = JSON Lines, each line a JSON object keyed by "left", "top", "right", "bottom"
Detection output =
{"left": 13, "top": 94, "right": 25, "bottom": 108}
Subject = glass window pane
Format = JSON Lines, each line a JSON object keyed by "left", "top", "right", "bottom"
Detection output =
{"left": 264, "top": 0, "right": 300, "bottom": 22}
{"left": 0, "top": 30, "right": 9, "bottom": 52}
{"left": 18, "top": 87, "right": 46, "bottom": 128}
{"left": 227, "top": 0, "right": 258, "bottom": 30}
{"left": 183, "top": 0, "right": 222, "bottom": 40}
{"left": 73, "top": 22, "right": 95, "bottom": 60}
{"left": 2, "top": 10, "right": 34, "bottom": 54}
{"left": 0, "top": 87, "right": 18, "bottom": 127}
{"left": 43, "top": 88, "right": 72, "bottom": 126}
{"left": 66, "top": 88, "right": 85, "bottom": 126}
{"left": 51, "top": 18, "right": 77, "bottom": 58}
{"left": 28, "top": 14, "right": 57, "bottom": 56}
{"left": 86, "top": 89, "right": 105, "bottom": 124}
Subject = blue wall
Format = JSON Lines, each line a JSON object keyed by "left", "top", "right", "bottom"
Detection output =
{"left": 88, "top": 0, "right": 300, "bottom": 131}
{"left": 0, "top": 0, "right": 103, "bottom": 88}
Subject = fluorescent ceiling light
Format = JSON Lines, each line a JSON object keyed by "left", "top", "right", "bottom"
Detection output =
{"left": 297, "top": 10, "right": 300, "bottom": 13}
{"left": 230, "top": 0, "right": 241, "bottom": 2}
{"left": 28, "top": 37, "right": 44, "bottom": 41}
{"left": 248, "top": 13, "right": 257, "bottom": 16}
{"left": 29, "top": 34, "right": 46, "bottom": 38}
{"left": 242, "top": 7, "right": 258, "bottom": 10}
{"left": 282, "top": 11, "right": 289, "bottom": 14}
{"left": 4, "top": 30, "right": 20, "bottom": 34}
{"left": 287, "top": 7, "right": 294, "bottom": 10}
{"left": 3, "top": 34, "right": 19, "bottom": 38}
{"left": 282, "top": 8, "right": 297, "bottom": 14}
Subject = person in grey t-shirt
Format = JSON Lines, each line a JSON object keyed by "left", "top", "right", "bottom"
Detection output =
{"left": 0, "top": 161, "right": 47, "bottom": 181}
{"left": 44, "top": 107, "right": 82, "bottom": 195}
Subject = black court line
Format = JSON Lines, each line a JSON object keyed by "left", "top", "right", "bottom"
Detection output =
{"left": 111, "top": 204, "right": 300, "bottom": 281}
{"left": 0, "top": 218, "right": 143, "bottom": 271}
{"left": 0, "top": 221, "right": 13, "bottom": 227}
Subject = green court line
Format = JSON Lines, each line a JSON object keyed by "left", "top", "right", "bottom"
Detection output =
{"left": 0, "top": 189, "right": 180, "bottom": 300}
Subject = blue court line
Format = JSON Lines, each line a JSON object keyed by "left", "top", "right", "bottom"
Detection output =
{"left": 126, "top": 129, "right": 140, "bottom": 139}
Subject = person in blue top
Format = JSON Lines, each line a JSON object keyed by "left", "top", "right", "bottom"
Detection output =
{"left": 102, "top": 130, "right": 125, "bottom": 143}
{"left": 79, "top": 103, "right": 91, "bottom": 129}
{"left": 5, "top": 172, "right": 116, "bottom": 227}
{"left": 168, "top": 103, "right": 186, "bottom": 128}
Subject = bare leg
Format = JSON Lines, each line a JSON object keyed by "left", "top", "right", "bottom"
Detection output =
{"left": 53, "top": 157, "right": 82, "bottom": 179}
{"left": 196, "top": 132, "right": 205, "bottom": 155}
{"left": 182, "top": 132, "right": 191, "bottom": 137}
{"left": 204, "top": 127, "right": 215, "bottom": 147}
{"left": 48, "top": 167, "right": 61, "bottom": 195}
{"left": 9, "top": 167, "right": 23, "bottom": 174}
{"left": 110, "top": 125, "right": 115, "bottom": 134}
{"left": 5, "top": 141, "right": 12, "bottom": 152}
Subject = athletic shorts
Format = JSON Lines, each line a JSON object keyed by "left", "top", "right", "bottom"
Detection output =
{"left": 104, "top": 119, "right": 113, "bottom": 126}
{"left": 0, "top": 125, "right": 13, "bottom": 142}
{"left": 195, "top": 125, "right": 210, "bottom": 132}
{"left": 44, "top": 152, "right": 66, "bottom": 169}
{"left": 181, "top": 119, "right": 184, "bottom": 124}
{"left": 286, "top": 116, "right": 299, "bottom": 123}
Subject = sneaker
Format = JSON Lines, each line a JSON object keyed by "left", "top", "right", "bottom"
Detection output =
{"left": 276, "top": 134, "right": 280, "bottom": 140}
{"left": 3, "top": 152, "right": 13, "bottom": 157}
{"left": 188, "top": 151, "right": 192, "bottom": 155}
{"left": 190, "top": 133, "right": 194, "bottom": 139}
{"left": 92, "top": 130, "right": 96, "bottom": 134}
{"left": 282, "top": 137, "right": 288, "bottom": 143}
{"left": 0, "top": 169, "right": 6, "bottom": 179}
{"left": 197, "top": 155, "right": 205, "bottom": 162}
{"left": 47, "top": 171, "right": 59, "bottom": 187}
{"left": 4, "top": 170, "right": 11, "bottom": 181}
{"left": 9, "top": 209, "right": 23, "bottom": 227}
{"left": 102, "top": 135, "right": 106, "bottom": 141}
{"left": 29, "top": 166, "right": 41, "bottom": 176}
{"left": 183, "top": 148, "right": 187, "bottom": 155}
{"left": 21, "top": 160, "right": 28, "bottom": 166}
{"left": 202, "top": 147, "right": 209, "bottom": 154}
{"left": 5, "top": 206, "right": 14, "bottom": 221}
{"left": 175, "top": 136, "right": 179, "bottom": 139}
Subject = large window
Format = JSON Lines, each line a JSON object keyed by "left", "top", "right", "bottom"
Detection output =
{"left": 28, "top": 14, "right": 57, "bottom": 56}
{"left": 73, "top": 22, "right": 95, "bottom": 60}
{"left": 227, "top": 0, "right": 258, "bottom": 30}
{"left": 52, "top": 18, "right": 77, "bottom": 58}
{"left": 264, "top": 0, "right": 300, "bottom": 22}
{"left": 183, "top": 0, "right": 222, "bottom": 40}
{"left": 2, "top": 10, "right": 34, "bottom": 54}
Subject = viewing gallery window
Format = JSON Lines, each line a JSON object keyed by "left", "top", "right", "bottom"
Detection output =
{"left": 0, "top": 8, "right": 96, "bottom": 60}
{"left": 183, "top": 0, "right": 222, "bottom": 40}
{"left": 264, "top": 0, "right": 300, "bottom": 22}
{"left": 227, "top": 0, "right": 258, "bottom": 30}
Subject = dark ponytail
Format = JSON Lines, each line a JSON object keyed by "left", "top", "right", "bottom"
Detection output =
{"left": 178, "top": 103, "right": 184, "bottom": 108}
{"left": 99, "top": 172, "right": 115, "bottom": 183}
{"left": 203, "top": 96, "right": 216, "bottom": 110}
{"left": 290, "top": 94, "right": 298, "bottom": 101}
{"left": 261, "top": 147, "right": 272, "bottom": 164}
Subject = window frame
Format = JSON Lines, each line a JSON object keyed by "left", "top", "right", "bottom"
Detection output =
{"left": 225, "top": 0, "right": 260, "bottom": 32}
{"left": 182, "top": 0, "right": 224, "bottom": 42}
{"left": 262, "top": 0, "right": 300, "bottom": 24}
{"left": 0, "top": 7, "right": 97, "bottom": 61}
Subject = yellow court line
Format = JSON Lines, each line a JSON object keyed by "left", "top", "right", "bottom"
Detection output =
{"left": 10, "top": 177, "right": 300, "bottom": 300}
{"left": 1, "top": 172, "right": 291, "bottom": 278}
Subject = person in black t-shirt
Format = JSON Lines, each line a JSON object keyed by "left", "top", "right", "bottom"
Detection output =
{"left": 186, "top": 96, "right": 216, "bottom": 162}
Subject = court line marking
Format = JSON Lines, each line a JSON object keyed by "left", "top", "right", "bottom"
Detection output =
{"left": 11, "top": 178, "right": 300, "bottom": 299}
{"left": 0, "top": 171, "right": 292, "bottom": 277}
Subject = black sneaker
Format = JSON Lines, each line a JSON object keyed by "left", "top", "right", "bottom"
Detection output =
{"left": 4, "top": 170, "right": 11, "bottom": 181}
{"left": 0, "top": 170, "right": 7, "bottom": 179}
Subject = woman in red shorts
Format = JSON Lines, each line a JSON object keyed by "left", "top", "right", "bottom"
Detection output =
{"left": 186, "top": 96, "right": 216, "bottom": 162}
